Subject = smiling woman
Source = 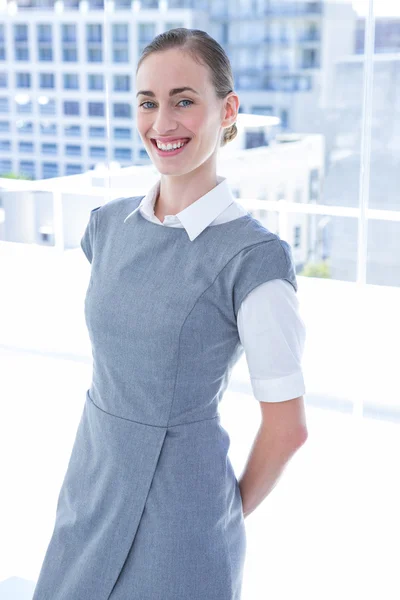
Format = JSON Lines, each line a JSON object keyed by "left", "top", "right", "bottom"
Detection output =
{"left": 134, "top": 50, "right": 239, "bottom": 212}
{"left": 133, "top": 29, "right": 240, "bottom": 218}
{"left": 31, "top": 27, "right": 307, "bottom": 600}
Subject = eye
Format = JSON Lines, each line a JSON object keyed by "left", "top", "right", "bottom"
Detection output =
{"left": 139, "top": 99, "right": 193, "bottom": 109}
{"left": 178, "top": 99, "right": 193, "bottom": 108}
{"left": 140, "top": 101, "right": 156, "bottom": 109}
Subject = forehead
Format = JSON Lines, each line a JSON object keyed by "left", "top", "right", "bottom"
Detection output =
{"left": 136, "top": 48, "right": 210, "bottom": 92}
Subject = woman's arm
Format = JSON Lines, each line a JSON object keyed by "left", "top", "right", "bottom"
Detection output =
{"left": 238, "top": 395, "right": 308, "bottom": 519}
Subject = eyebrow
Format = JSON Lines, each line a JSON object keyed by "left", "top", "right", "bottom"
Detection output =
{"left": 136, "top": 86, "right": 200, "bottom": 98}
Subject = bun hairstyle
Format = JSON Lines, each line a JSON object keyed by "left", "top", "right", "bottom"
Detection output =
{"left": 222, "top": 122, "right": 238, "bottom": 146}
{"left": 136, "top": 27, "right": 238, "bottom": 148}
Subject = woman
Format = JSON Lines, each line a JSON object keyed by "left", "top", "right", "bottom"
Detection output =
{"left": 32, "top": 27, "right": 307, "bottom": 600}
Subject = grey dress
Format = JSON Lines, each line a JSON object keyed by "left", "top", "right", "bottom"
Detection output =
{"left": 32, "top": 195, "right": 298, "bottom": 600}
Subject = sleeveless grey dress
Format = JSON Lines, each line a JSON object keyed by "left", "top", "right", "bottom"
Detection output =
{"left": 32, "top": 195, "right": 298, "bottom": 600}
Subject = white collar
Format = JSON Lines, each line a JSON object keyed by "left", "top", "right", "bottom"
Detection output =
{"left": 123, "top": 175, "right": 236, "bottom": 241}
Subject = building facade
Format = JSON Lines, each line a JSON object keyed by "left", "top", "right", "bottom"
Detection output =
{"left": 0, "top": 0, "right": 355, "bottom": 179}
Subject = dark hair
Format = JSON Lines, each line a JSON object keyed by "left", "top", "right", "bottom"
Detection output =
{"left": 136, "top": 27, "right": 238, "bottom": 148}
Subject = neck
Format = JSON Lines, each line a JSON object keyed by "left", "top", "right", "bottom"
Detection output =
{"left": 155, "top": 158, "right": 218, "bottom": 218}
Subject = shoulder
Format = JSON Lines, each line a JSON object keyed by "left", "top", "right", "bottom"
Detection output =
{"left": 235, "top": 217, "right": 293, "bottom": 264}
{"left": 246, "top": 216, "right": 294, "bottom": 264}
{"left": 93, "top": 195, "right": 143, "bottom": 221}
{"left": 236, "top": 213, "right": 291, "bottom": 253}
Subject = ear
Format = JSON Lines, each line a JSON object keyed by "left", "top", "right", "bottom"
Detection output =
{"left": 221, "top": 92, "right": 240, "bottom": 128}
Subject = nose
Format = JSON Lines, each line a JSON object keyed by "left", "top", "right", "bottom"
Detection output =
{"left": 152, "top": 105, "right": 178, "bottom": 135}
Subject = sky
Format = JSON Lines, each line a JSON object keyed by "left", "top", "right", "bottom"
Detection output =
{"left": 351, "top": 0, "right": 400, "bottom": 17}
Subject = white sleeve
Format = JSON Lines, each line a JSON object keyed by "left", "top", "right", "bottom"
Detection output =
{"left": 237, "top": 278, "right": 306, "bottom": 402}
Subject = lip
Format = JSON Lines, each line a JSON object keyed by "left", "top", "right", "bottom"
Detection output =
{"left": 150, "top": 137, "right": 191, "bottom": 143}
{"left": 151, "top": 138, "right": 191, "bottom": 157}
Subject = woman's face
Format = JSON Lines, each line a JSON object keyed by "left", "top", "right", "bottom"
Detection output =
{"left": 135, "top": 47, "right": 238, "bottom": 176}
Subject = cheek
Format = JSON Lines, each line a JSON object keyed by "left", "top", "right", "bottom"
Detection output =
{"left": 136, "top": 113, "right": 148, "bottom": 134}
{"left": 183, "top": 112, "right": 214, "bottom": 137}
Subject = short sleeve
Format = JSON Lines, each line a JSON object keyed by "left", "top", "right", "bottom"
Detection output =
{"left": 237, "top": 278, "right": 306, "bottom": 403}
{"left": 80, "top": 206, "right": 101, "bottom": 264}
{"left": 232, "top": 238, "right": 298, "bottom": 321}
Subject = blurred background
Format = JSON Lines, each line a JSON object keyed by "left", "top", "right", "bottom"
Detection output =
{"left": 0, "top": 0, "right": 399, "bottom": 598}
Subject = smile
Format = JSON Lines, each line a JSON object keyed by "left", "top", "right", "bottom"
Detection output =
{"left": 151, "top": 138, "right": 191, "bottom": 157}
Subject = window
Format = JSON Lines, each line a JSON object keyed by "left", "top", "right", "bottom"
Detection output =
{"left": 114, "top": 127, "right": 131, "bottom": 139}
{"left": 139, "top": 147, "right": 149, "bottom": 159}
{"left": 309, "top": 168, "right": 320, "bottom": 201}
{"left": 112, "top": 23, "right": 129, "bottom": 63}
{"left": 16, "top": 121, "right": 33, "bottom": 133}
{"left": 64, "top": 124, "right": 81, "bottom": 136}
{"left": 89, "top": 146, "right": 106, "bottom": 157}
{"left": 0, "top": 159, "right": 12, "bottom": 175}
{"left": 14, "top": 24, "right": 29, "bottom": 61}
{"left": 39, "top": 98, "right": 56, "bottom": 115}
{"left": 65, "top": 164, "right": 83, "bottom": 175}
{"left": 19, "top": 141, "right": 34, "bottom": 152}
{"left": 251, "top": 105, "right": 274, "bottom": 115}
{"left": 165, "top": 22, "right": 184, "bottom": 33}
{"left": 114, "top": 147, "right": 132, "bottom": 160}
{"left": 87, "top": 48, "right": 102, "bottom": 62}
{"left": 14, "top": 24, "right": 28, "bottom": 43}
{"left": 113, "top": 48, "right": 129, "bottom": 63}
{"left": 88, "top": 102, "right": 105, "bottom": 117}
{"left": 138, "top": 23, "right": 155, "bottom": 44}
{"left": 280, "top": 108, "right": 289, "bottom": 128}
{"left": 113, "top": 103, "right": 131, "bottom": 118}
{"left": 19, "top": 160, "right": 35, "bottom": 178}
{"left": 87, "top": 24, "right": 103, "bottom": 62}
{"left": 40, "top": 122, "right": 57, "bottom": 135}
{"left": 87, "top": 24, "right": 102, "bottom": 43}
{"left": 62, "top": 24, "right": 76, "bottom": 43}
{"left": 88, "top": 74, "right": 104, "bottom": 90}
{"left": 64, "top": 101, "right": 80, "bottom": 116}
{"left": 0, "top": 140, "right": 11, "bottom": 152}
{"left": 16, "top": 73, "right": 31, "bottom": 88}
{"left": 294, "top": 225, "right": 301, "bottom": 248}
{"left": 89, "top": 126, "right": 106, "bottom": 138}
{"left": 113, "top": 75, "right": 130, "bottom": 92}
{"left": 277, "top": 185, "right": 285, "bottom": 201}
{"left": 0, "top": 24, "right": 6, "bottom": 63}
{"left": 0, "top": 97, "right": 9, "bottom": 112}
{"left": 302, "top": 48, "right": 319, "bottom": 69}
{"left": 89, "top": 0, "right": 104, "bottom": 8}
{"left": 295, "top": 188, "right": 303, "bottom": 203}
{"left": 15, "top": 47, "right": 29, "bottom": 61}
{"left": 41, "top": 143, "right": 57, "bottom": 155}
{"left": 42, "top": 161, "right": 58, "bottom": 178}
{"left": 245, "top": 130, "right": 267, "bottom": 148}
{"left": 40, "top": 73, "right": 55, "bottom": 88}
{"left": 63, "top": 48, "right": 77, "bottom": 62}
{"left": 37, "top": 24, "right": 53, "bottom": 61}
{"left": 65, "top": 145, "right": 81, "bottom": 156}
{"left": 113, "top": 23, "right": 128, "bottom": 43}
{"left": 63, "top": 74, "right": 79, "bottom": 89}
{"left": 16, "top": 99, "right": 33, "bottom": 114}
{"left": 114, "top": 0, "right": 131, "bottom": 8}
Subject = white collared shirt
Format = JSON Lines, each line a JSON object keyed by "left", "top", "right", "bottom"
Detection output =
{"left": 124, "top": 175, "right": 306, "bottom": 403}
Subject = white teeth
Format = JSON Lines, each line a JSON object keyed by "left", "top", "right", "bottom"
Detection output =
{"left": 155, "top": 140, "right": 188, "bottom": 151}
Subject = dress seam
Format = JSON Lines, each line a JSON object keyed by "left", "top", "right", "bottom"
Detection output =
{"left": 166, "top": 238, "right": 280, "bottom": 426}
{"left": 222, "top": 462, "right": 234, "bottom": 597}
{"left": 91, "top": 206, "right": 99, "bottom": 263}
{"left": 87, "top": 390, "right": 218, "bottom": 427}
